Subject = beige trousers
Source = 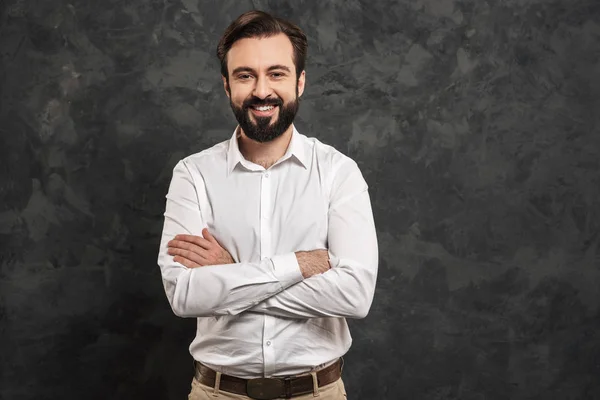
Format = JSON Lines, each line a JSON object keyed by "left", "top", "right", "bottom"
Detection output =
{"left": 188, "top": 376, "right": 348, "bottom": 399}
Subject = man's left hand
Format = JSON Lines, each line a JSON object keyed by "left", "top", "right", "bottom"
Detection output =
{"left": 167, "top": 228, "right": 235, "bottom": 268}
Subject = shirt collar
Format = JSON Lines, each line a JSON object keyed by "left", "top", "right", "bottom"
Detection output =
{"left": 226, "top": 124, "right": 308, "bottom": 175}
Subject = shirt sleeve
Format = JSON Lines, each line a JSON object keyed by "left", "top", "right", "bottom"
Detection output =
{"left": 247, "top": 158, "right": 379, "bottom": 319}
{"left": 157, "top": 160, "right": 304, "bottom": 318}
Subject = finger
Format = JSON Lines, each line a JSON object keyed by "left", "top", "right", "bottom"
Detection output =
{"left": 173, "top": 255, "right": 201, "bottom": 269}
{"left": 168, "top": 239, "right": 200, "bottom": 251}
{"left": 172, "top": 234, "right": 212, "bottom": 250}
{"left": 168, "top": 242, "right": 214, "bottom": 266}
{"left": 168, "top": 247, "right": 208, "bottom": 266}
{"left": 202, "top": 228, "right": 218, "bottom": 244}
{"left": 171, "top": 235, "right": 212, "bottom": 250}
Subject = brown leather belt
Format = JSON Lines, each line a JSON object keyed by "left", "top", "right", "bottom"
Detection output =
{"left": 194, "top": 359, "right": 343, "bottom": 399}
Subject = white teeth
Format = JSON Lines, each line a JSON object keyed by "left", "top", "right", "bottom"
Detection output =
{"left": 255, "top": 105, "right": 274, "bottom": 111}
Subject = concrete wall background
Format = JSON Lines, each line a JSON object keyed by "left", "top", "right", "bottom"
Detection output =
{"left": 1, "top": 0, "right": 599, "bottom": 399}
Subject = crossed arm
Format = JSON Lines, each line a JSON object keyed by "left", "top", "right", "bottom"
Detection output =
{"left": 167, "top": 229, "right": 331, "bottom": 280}
{"left": 157, "top": 159, "right": 378, "bottom": 319}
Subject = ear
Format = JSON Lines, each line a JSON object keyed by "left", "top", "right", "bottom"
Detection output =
{"left": 297, "top": 70, "right": 306, "bottom": 98}
{"left": 222, "top": 75, "right": 230, "bottom": 98}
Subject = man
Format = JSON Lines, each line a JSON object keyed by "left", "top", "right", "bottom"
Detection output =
{"left": 157, "top": 10, "right": 378, "bottom": 400}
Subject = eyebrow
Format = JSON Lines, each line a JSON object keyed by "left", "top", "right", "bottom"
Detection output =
{"left": 231, "top": 65, "right": 292, "bottom": 75}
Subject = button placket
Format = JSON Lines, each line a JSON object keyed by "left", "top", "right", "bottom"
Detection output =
{"left": 263, "top": 315, "right": 276, "bottom": 376}
{"left": 260, "top": 170, "right": 274, "bottom": 376}
{"left": 260, "top": 171, "right": 272, "bottom": 258}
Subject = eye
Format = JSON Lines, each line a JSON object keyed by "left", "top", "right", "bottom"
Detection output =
{"left": 270, "top": 72, "right": 285, "bottom": 78}
{"left": 237, "top": 74, "right": 253, "bottom": 80}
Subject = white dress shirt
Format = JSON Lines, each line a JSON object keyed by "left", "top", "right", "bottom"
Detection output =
{"left": 157, "top": 125, "right": 378, "bottom": 378}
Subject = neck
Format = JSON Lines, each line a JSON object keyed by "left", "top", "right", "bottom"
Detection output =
{"left": 237, "top": 125, "right": 294, "bottom": 169}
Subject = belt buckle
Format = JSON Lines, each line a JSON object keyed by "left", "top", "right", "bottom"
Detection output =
{"left": 246, "top": 377, "right": 285, "bottom": 400}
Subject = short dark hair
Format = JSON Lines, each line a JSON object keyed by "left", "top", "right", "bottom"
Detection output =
{"left": 217, "top": 10, "right": 308, "bottom": 80}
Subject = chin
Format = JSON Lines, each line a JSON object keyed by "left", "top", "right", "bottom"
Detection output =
{"left": 249, "top": 114, "right": 279, "bottom": 125}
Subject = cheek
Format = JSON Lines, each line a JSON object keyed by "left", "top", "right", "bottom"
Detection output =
{"left": 282, "top": 94, "right": 298, "bottom": 106}
{"left": 277, "top": 85, "right": 298, "bottom": 103}
{"left": 230, "top": 94, "right": 248, "bottom": 108}
{"left": 228, "top": 85, "right": 251, "bottom": 104}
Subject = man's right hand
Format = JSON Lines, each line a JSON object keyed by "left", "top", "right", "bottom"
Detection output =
{"left": 295, "top": 249, "right": 331, "bottom": 279}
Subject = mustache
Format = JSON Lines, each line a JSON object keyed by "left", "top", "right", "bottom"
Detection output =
{"left": 242, "top": 96, "right": 283, "bottom": 109}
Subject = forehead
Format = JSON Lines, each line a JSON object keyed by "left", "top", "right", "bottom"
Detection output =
{"left": 227, "top": 33, "right": 295, "bottom": 73}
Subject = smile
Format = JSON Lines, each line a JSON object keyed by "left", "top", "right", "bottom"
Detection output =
{"left": 254, "top": 105, "right": 275, "bottom": 111}
{"left": 250, "top": 105, "right": 278, "bottom": 117}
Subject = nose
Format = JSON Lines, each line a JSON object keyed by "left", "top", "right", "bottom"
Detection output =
{"left": 253, "top": 75, "right": 273, "bottom": 99}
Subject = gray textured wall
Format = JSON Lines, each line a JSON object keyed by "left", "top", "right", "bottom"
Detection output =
{"left": 1, "top": 0, "right": 599, "bottom": 399}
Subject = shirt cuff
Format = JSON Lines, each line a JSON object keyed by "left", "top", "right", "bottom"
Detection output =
{"left": 271, "top": 252, "right": 304, "bottom": 287}
{"left": 328, "top": 251, "right": 340, "bottom": 268}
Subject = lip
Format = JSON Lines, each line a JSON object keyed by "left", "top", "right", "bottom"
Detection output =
{"left": 250, "top": 105, "right": 278, "bottom": 118}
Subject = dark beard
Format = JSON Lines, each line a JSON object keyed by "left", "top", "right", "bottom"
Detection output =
{"left": 230, "top": 94, "right": 299, "bottom": 143}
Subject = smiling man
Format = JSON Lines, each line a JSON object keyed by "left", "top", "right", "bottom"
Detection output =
{"left": 157, "top": 10, "right": 378, "bottom": 400}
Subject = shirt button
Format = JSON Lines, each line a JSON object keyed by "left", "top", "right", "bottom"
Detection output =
{"left": 266, "top": 341, "right": 271, "bottom": 346}
{"left": 264, "top": 172, "right": 270, "bottom": 178}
